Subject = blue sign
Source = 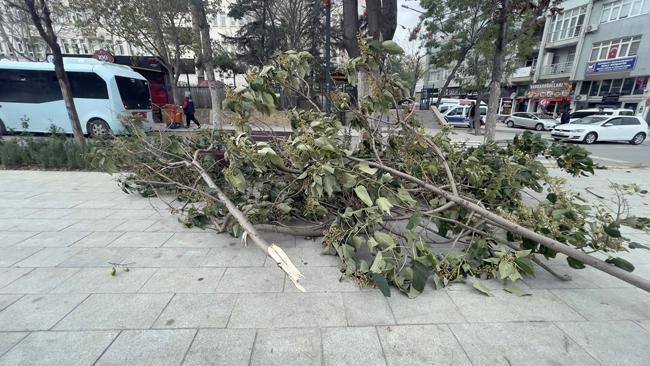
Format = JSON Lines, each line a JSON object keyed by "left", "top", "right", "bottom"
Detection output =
{"left": 586, "top": 56, "right": 637, "bottom": 74}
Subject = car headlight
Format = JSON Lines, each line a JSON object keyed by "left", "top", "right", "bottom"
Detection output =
{"left": 574, "top": 129, "right": 585, "bottom": 132}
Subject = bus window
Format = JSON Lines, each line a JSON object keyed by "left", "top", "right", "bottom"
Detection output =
{"left": 115, "top": 76, "right": 151, "bottom": 110}
{"left": 0, "top": 69, "right": 61, "bottom": 103}
{"left": 69, "top": 72, "right": 108, "bottom": 99}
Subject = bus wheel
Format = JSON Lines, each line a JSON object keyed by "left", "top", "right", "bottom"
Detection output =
{"left": 0, "top": 120, "right": 6, "bottom": 136}
{"left": 87, "top": 119, "right": 111, "bottom": 137}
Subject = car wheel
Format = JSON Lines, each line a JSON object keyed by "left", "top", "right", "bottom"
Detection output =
{"left": 87, "top": 119, "right": 112, "bottom": 137}
{"left": 630, "top": 132, "right": 646, "bottom": 145}
{"left": 583, "top": 132, "right": 597, "bottom": 145}
{"left": 553, "top": 138, "right": 561, "bottom": 141}
{"left": 534, "top": 123, "right": 544, "bottom": 131}
{"left": 506, "top": 120, "right": 514, "bottom": 128}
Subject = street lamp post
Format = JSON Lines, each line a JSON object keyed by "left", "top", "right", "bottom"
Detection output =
{"left": 400, "top": 4, "right": 425, "bottom": 15}
{"left": 323, "top": 0, "right": 331, "bottom": 114}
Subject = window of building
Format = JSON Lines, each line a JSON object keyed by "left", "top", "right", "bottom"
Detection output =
{"left": 589, "top": 80, "right": 601, "bottom": 96}
{"left": 550, "top": 6, "right": 587, "bottom": 42}
{"left": 219, "top": 14, "right": 226, "bottom": 27}
{"left": 589, "top": 36, "right": 641, "bottom": 61}
{"left": 580, "top": 81, "right": 591, "bottom": 95}
{"left": 633, "top": 76, "right": 648, "bottom": 95}
{"left": 610, "top": 79, "right": 623, "bottom": 93}
{"left": 599, "top": 79, "right": 613, "bottom": 95}
{"left": 524, "top": 58, "right": 537, "bottom": 67}
{"left": 621, "top": 78, "right": 635, "bottom": 95}
{"left": 600, "top": 0, "right": 645, "bottom": 23}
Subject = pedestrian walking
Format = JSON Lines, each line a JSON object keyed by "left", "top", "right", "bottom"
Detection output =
{"left": 182, "top": 94, "right": 201, "bottom": 129}
{"left": 468, "top": 101, "right": 478, "bottom": 129}
{"left": 560, "top": 109, "right": 571, "bottom": 124}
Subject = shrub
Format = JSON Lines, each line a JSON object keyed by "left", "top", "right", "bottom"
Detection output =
{"left": 0, "top": 134, "right": 96, "bottom": 170}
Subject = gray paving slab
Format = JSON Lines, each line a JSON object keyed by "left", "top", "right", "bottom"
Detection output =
{"left": 71, "top": 232, "right": 124, "bottom": 247}
{"left": 388, "top": 290, "right": 466, "bottom": 324}
{"left": 153, "top": 293, "right": 237, "bottom": 328}
{"left": 202, "top": 247, "right": 266, "bottom": 267}
{"left": 109, "top": 232, "right": 173, "bottom": 247}
{"left": 0, "top": 294, "right": 87, "bottom": 331}
{"left": 6, "top": 219, "right": 77, "bottom": 231}
{"left": 182, "top": 329, "right": 256, "bottom": 366}
{"left": 0, "top": 332, "right": 28, "bottom": 357}
{"left": 377, "top": 324, "right": 471, "bottom": 365}
{"left": 216, "top": 267, "right": 285, "bottom": 293}
{"left": 95, "top": 329, "right": 196, "bottom": 366}
{"left": 284, "top": 267, "right": 362, "bottom": 293}
{"left": 106, "top": 209, "right": 157, "bottom": 220}
{"left": 250, "top": 328, "right": 321, "bottom": 366}
{"left": 322, "top": 327, "right": 386, "bottom": 366}
{"left": 0, "top": 331, "right": 118, "bottom": 366}
{"left": 0, "top": 209, "right": 36, "bottom": 220}
{"left": 448, "top": 288, "right": 585, "bottom": 322}
{"left": 145, "top": 218, "right": 205, "bottom": 233}
{"left": 555, "top": 321, "right": 650, "bottom": 365}
{"left": 0, "top": 294, "right": 23, "bottom": 312}
{"left": 13, "top": 247, "right": 82, "bottom": 267}
{"left": 58, "top": 247, "right": 137, "bottom": 267}
{"left": 255, "top": 231, "right": 296, "bottom": 248}
{"left": 25, "top": 209, "right": 73, "bottom": 219}
{"left": 551, "top": 288, "right": 650, "bottom": 320}
{"left": 63, "top": 209, "right": 114, "bottom": 220}
{"left": 0, "top": 268, "right": 33, "bottom": 288}
{"left": 0, "top": 248, "right": 42, "bottom": 267}
{"left": 51, "top": 267, "right": 157, "bottom": 293}
{"left": 228, "top": 293, "right": 346, "bottom": 328}
{"left": 0, "top": 268, "right": 79, "bottom": 294}
{"left": 111, "top": 219, "right": 158, "bottom": 232}
{"left": 637, "top": 319, "right": 650, "bottom": 332}
{"left": 342, "top": 291, "right": 395, "bottom": 326}
{"left": 450, "top": 322, "right": 598, "bottom": 365}
{"left": 0, "top": 232, "right": 37, "bottom": 247}
{"left": 55, "top": 293, "right": 173, "bottom": 330}
{"left": 139, "top": 268, "right": 225, "bottom": 293}
{"left": 123, "top": 248, "right": 210, "bottom": 267}
{"left": 62, "top": 219, "right": 126, "bottom": 232}
{"left": 163, "top": 232, "right": 232, "bottom": 248}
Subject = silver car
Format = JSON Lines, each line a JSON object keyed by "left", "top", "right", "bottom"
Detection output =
{"left": 504, "top": 112, "right": 557, "bottom": 131}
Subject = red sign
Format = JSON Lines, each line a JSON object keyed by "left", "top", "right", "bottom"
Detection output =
{"left": 93, "top": 49, "right": 114, "bottom": 63}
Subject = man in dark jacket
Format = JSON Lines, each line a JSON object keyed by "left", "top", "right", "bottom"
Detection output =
{"left": 182, "top": 95, "right": 201, "bottom": 128}
{"left": 468, "top": 102, "right": 478, "bottom": 129}
{"left": 560, "top": 109, "right": 571, "bottom": 124}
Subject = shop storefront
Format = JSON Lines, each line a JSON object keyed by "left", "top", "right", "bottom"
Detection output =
{"left": 525, "top": 81, "right": 574, "bottom": 116}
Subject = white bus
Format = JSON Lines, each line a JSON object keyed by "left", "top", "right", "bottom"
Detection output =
{"left": 0, "top": 58, "right": 153, "bottom": 136}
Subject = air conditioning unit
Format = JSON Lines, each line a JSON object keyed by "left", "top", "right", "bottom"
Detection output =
{"left": 585, "top": 24, "right": 598, "bottom": 33}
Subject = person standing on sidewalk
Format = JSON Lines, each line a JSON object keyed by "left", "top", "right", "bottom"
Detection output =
{"left": 182, "top": 94, "right": 201, "bottom": 129}
{"left": 468, "top": 102, "right": 478, "bottom": 129}
{"left": 560, "top": 109, "right": 571, "bottom": 124}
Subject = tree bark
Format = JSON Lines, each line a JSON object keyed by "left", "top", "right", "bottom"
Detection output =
{"left": 366, "top": 0, "right": 382, "bottom": 40}
{"left": 485, "top": 2, "right": 508, "bottom": 143}
{"left": 381, "top": 0, "right": 397, "bottom": 40}
{"left": 435, "top": 47, "right": 471, "bottom": 107}
{"left": 189, "top": 0, "right": 221, "bottom": 128}
{"left": 474, "top": 90, "right": 482, "bottom": 136}
{"left": 342, "top": 0, "right": 359, "bottom": 58}
{"left": 22, "top": 0, "right": 84, "bottom": 144}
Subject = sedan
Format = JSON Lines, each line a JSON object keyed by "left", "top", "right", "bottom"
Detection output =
{"left": 551, "top": 116, "right": 648, "bottom": 145}
{"left": 504, "top": 112, "right": 557, "bottom": 131}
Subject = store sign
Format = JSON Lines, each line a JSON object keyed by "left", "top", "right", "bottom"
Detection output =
{"left": 93, "top": 49, "right": 114, "bottom": 63}
{"left": 526, "top": 81, "right": 572, "bottom": 98}
{"left": 586, "top": 56, "right": 636, "bottom": 74}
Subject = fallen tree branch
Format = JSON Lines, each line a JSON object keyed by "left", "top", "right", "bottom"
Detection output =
{"left": 349, "top": 156, "right": 650, "bottom": 292}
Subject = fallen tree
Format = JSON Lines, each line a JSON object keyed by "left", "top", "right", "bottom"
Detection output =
{"left": 93, "top": 44, "right": 650, "bottom": 296}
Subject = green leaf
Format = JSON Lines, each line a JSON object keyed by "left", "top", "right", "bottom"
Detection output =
{"left": 323, "top": 174, "right": 340, "bottom": 197}
{"left": 372, "top": 272, "right": 391, "bottom": 297}
{"left": 373, "top": 232, "right": 395, "bottom": 249}
{"left": 629, "top": 242, "right": 650, "bottom": 250}
{"left": 376, "top": 197, "right": 393, "bottom": 215}
{"left": 382, "top": 40, "right": 404, "bottom": 55}
{"left": 604, "top": 222, "right": 621, "bottom": 238}
{"left": 314, "top": 136, "right": 336, "bottom": 152}
{"left": 354, "top": 185, "right": 374, "bottom": 207}
{"left": 407, "top": 211, "right": 421, "bottom": 231}
{"left": 504, "top": 285, "right": 531, "bottom": 297}
{"left": 397, "top": 188, "right": 417, "bottom": 206}
{"left": 359, "top": 260, "right": 369, "bottom": 273}
{"left": 411, "top": 261, "right": 429, "bottom": 292}
{"left": 567, "top": 257, "right": 586, "bottom": 269}
{"left": 370, "top": 251, "right": 385, "bottom": 273}
{"left": 276, "top": 203, "right": 292, "bottom": 214}
{"left": 605, "top": 257, "right": 635, "bottom": 272}
{"left": 471, "top": 278, "right": 493, "bottom": 296}
{"left": 357, "top": 161, "right": 378, "bottom": 175}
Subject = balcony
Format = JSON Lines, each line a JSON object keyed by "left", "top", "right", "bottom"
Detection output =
{"left": 540, "top": 62, "right": 573, "bottom": 76}
{"left": 546, "top": 26, "right": 581, "bottom": 48}
{"left": 511, "top": 66, "right": 534, "bottom": 81}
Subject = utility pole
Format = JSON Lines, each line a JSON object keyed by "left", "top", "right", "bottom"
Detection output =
{"left": 323, "top": 0, "right": 331, "bottom": 113}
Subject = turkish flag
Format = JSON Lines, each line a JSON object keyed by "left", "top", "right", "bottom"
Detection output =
{"left": 608, "top": 46, "right": 618, "bottom": 59}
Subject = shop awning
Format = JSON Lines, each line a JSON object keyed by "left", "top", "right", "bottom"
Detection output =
{"left": 542, "top": 97, "right": 573, "bottom": 102}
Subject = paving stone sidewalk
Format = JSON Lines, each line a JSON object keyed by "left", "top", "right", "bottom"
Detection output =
{"left": 0, "top": 170, "right": 649, "bottom": 366}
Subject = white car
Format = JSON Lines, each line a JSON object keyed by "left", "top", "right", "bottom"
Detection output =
{"left": 504, "top": 112, "right": 557, "bottom": 131}
{"left": 563, "top": 108, "right": 635, "bottom": 123}
{"left": 551, "top": 116, "right": 648, "bottom": 145}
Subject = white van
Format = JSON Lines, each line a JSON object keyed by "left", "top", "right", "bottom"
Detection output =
{"left": 565, "top": 108, "right": 635, "bottom": 123}
{"left": 443, "top": 104, "right": 487, "bottom": 127}
{"left": 0, "top": 58, "right": 153, "bottom": 136}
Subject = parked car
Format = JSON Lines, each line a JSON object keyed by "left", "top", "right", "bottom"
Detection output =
{"left": 562, "top": 108, "right": 635, "bottom": 123}
{"left": 551, "top": 115, "right": 648, "bottom": 145}
{"left": 504, "top": 112, "right": 557, "bottom": 131}
{"left": 442, "top": 104, "right": 487, "bottom": 127}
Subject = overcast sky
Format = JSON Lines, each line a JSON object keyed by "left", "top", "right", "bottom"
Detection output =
{"left": 394, "top": 0, "right": 425, "bottom": 52}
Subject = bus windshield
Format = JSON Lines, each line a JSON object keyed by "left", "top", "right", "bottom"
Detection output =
{"left": 115, "top": 76, "right": 151, "bottom": 110}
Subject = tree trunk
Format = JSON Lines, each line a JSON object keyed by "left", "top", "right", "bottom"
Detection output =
{"left": 485, "top": 3, "right": 508, "bottom": 143}
{"left": 366, "top": 0, "right": 382, "bottom": 40}
{"left": 342, "top": 0, "right": 359, "bottom": 58}
{"left": 22, "top": 0, "right": 84, "bottom": 144}
{"left": 474, "top": 90, "right": 483, "bottom": 136}
{"left": 189, "top": 5, "right": 205, "bottom": 83}
{"left": 381, "top": 0, "right": 397, "bottom": 40}
{"left": 435, "top": 49, "right": 470, "bottom": 107}
{"left": 190, "top": 0, "right": 221, "bottom": 129}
